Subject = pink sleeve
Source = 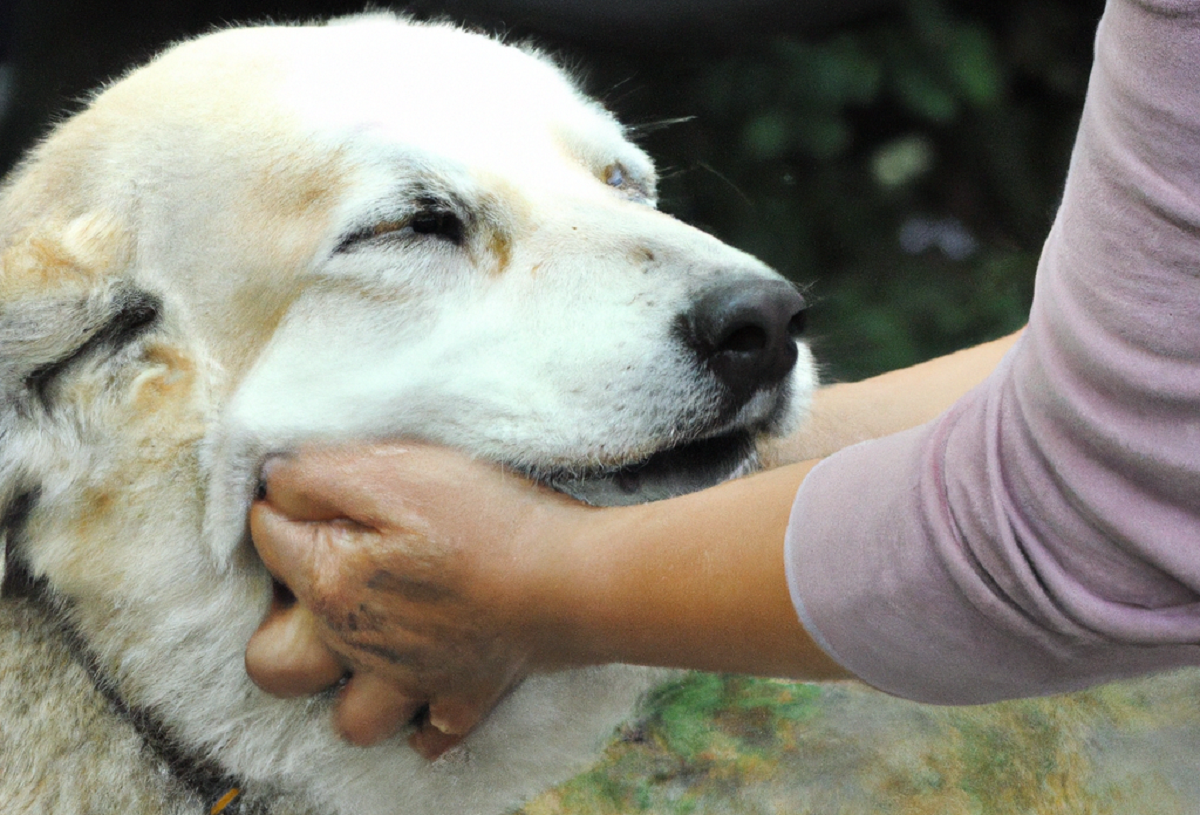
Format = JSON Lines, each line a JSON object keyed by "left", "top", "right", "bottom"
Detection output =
{"left": 785, "top": 0, "right": 1200, "bottom": 704}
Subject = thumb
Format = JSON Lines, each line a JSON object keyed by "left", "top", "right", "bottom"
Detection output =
{"left": 257, "top": 443, "right": 440, "bottom": 528}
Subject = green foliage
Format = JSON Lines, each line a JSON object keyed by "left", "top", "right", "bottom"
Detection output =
{"left": 587, "top": 0, "right": 1101, "bottom": 380}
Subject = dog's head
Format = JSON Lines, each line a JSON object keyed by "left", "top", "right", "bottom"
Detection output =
{"left": 0, "top": 14, "right": 815, "bottom": 814}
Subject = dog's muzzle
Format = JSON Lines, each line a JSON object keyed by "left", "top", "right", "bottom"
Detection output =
{"left": 544, "top": 277, "right": 807, "bottom": 508}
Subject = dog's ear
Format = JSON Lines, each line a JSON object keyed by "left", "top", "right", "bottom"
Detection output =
{"left": 0, "top": 213, "right": 158, "bottom": 415}
{"left": 0, "top": 212, "right": 155, "bottom": 592}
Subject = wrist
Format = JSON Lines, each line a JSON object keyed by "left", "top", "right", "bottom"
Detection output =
{"left": 493, "top": 489, "right": 605, "bottom": 671}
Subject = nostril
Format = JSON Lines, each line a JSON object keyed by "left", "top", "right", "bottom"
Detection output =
{"left": 720, "top": 324, "right": 769, "bottom": 354}
{"left": 788, "top": 308, "right": 807, "bottom": 339}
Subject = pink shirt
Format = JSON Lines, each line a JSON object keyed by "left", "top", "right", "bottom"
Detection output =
{"left": 786, "top": 0, "right": 1200, "bottom": 704}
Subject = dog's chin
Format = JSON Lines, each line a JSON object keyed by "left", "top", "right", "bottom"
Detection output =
{"left": 539, "top": 430, "right": 759, "bottom": 507}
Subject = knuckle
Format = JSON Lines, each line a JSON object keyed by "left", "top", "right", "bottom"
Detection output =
{"left": 306, "top": 526, "right": 367, "bottom": 618}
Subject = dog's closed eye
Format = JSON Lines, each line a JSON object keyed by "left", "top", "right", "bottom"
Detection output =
{"left": 336, "top": 199, "right": 466, "bottom": 253}
{"left": 408, "top": 208, "right": 463, "bottom": 244}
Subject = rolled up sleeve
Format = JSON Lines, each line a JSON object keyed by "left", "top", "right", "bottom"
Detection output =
{"left": 786, "top": 0, "right": 1200, "bottom": 704}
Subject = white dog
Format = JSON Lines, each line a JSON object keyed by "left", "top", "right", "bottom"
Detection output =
{"left": 0, "top": 15, "right": 813, "bottom": 815}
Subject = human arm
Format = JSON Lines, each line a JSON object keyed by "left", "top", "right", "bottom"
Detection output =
{"left": 244, "top": 329, "right": 1019, "bottom": 755}
{"left": 783, "top": 0, "right": 1200, "bottom": 705}
{"left": 760, "top": 329, "right": 1021, "bottom": 466}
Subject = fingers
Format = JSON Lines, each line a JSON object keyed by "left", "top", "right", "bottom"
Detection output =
{"left": 249, "top": 498, "right": 325, "bottom": 595}
{"left": 333, "top": 671, "right": 426, "bottom": 747}
{"left": 258, "top": 443, "right": 446, "bottom": 528}
{"left": 333, "top": 673, "right": 502, "bottom": 759}
{"left": 245, "top": 601, "right": 346, "bottom": 697}
{"left": 425, "top": 679, "right": 512, "bottom": 737}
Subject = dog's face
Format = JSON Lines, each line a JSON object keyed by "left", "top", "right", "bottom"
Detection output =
{"left": 0, "top": 15, "right": 814, "bottom": 815}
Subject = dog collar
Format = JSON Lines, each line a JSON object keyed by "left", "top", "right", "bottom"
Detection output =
{"left": 211, "top": 787, "right": 243, "bottom": 814}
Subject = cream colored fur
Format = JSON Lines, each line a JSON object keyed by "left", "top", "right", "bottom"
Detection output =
{"left": 0, "top": 15, "right": 813, "bottom": 814}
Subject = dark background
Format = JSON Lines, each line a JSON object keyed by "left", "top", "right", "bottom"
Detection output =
{"left": 0, "top": 0, "right": 1104, "bottom": 380}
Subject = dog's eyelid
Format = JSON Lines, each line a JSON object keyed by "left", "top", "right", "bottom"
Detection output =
{"left": 603, "top": 163, "right": 627, "bottom": 188}
{"left": 409, "top": 198, "right": 466, "bottom": 244}
{"left": 333, "top": 226, "right": 377, "bottom": 253}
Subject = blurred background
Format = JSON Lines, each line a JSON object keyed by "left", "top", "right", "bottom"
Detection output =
{"left": 0, "top": 0, "right": 1102, "bottom": 381}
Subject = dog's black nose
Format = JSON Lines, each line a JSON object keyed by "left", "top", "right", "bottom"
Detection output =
{"left": 682, "top": 279, "right": 806, "bottom": 401}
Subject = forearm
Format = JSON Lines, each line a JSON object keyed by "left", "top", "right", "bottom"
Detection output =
{"left": 761, "top": 329, "right": 1023, "bottom": 466}
{"left": 523, "top": 460, "right": 850, "bottom": 680}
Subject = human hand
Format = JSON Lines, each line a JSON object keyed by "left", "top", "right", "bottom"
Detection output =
{"left": 245, "top": 443, "right": 580, "bottom": 759}
{"left": 245, "top": 440, "right": 850, "bottom": 760}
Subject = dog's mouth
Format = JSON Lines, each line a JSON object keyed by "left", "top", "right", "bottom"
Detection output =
{"left": 536, "top": 429, "right": 759, "bottom": 507}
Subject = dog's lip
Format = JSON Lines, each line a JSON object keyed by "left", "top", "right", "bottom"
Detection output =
{"left": 533, "top": 429, "right": 757, "bottom": 506}
{"left": 606, "top": 430, "right": 754, "bottom": 487}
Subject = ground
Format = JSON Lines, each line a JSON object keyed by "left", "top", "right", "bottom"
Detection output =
{"left": 521, "top": 669, "right": 1200, "bottom": 815}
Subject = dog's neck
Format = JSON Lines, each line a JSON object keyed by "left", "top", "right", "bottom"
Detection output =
{"left": 3, "top": 545, "right": 256, "bottom": 814}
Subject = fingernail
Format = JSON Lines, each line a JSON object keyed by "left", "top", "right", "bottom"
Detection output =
{"left": 429, "top": 713, "right": 460, "bottom": 736}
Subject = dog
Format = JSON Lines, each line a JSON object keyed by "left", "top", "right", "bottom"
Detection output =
{"left": 0, "top": 15, "right": 814, "bottom": 814}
